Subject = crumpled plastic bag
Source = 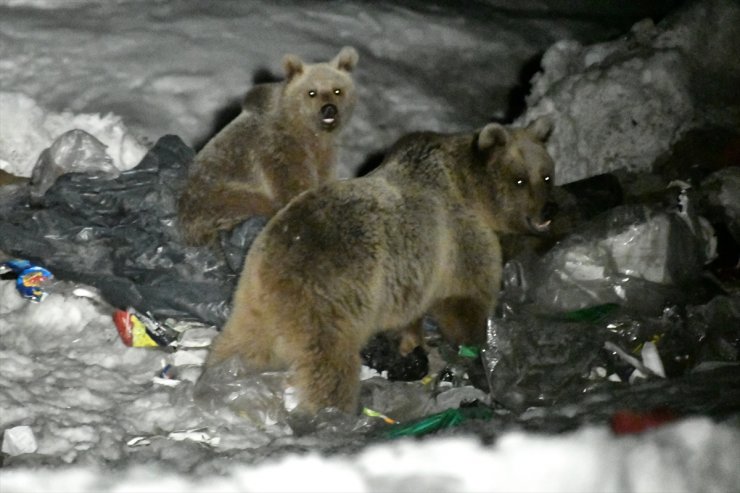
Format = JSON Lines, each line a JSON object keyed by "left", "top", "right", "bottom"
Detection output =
{"left": 30, "top": 129, "right": 120, "bottom": 202}
{"left": 504, "top": 203, "right": 716, "bottom": 315}
{"left": 482, "top": 289, "right": 740, "bottom": 412}
{"left": 0, "top": 135, "right": 237, "bottom": 325}
{"left": 701, "top": 166, "right": 740, "bottom": 245}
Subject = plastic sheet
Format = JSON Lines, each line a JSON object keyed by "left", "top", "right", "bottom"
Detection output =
{"left": 482, "top": 293, "right": 740, "bottom": 412}
{"left": 482, "top": 305, "right": 607, "bottom": 410}
{"left": 504, "top": 204, "right": 717, "bottom": 315}
{"left": 194, "top": 357, "right": 295, "bottom": 431}
{"left": 0, "top": 135, "right": 241, "bottom": 325}
{"left": 701, "top": 166, "right": 740, "bottom": 245}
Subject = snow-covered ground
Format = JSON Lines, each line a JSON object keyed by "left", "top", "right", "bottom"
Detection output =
{"left": 1, "top": 1, "right": 739, "bottom": 492}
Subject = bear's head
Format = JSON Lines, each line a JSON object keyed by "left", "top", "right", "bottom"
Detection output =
{"left": 280, "top": 46, "right": 358, "bottom": 133}
{"left": 477, "top": 117, "right": 558, "bottom": 235}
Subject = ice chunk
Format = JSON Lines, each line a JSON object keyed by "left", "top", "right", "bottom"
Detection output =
{"left": 520, "top": 1, "right": 740, "bottom": 184}
{"left": 2, "top": 425, "right": 38, "bottom": 456}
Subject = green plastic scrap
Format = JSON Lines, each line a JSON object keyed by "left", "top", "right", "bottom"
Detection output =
{"left": 562, "top": 303, "right": 620, "bottom": 323}
{"left": 385, "top": 402, "right": 494, "bottom": 438}
{"left": 457, "top": 345, "right": 480, "bottom": 358}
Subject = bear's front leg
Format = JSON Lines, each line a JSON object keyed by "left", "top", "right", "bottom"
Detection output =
{"left": 289, "top": 331, "right": 363, "bottom": 414}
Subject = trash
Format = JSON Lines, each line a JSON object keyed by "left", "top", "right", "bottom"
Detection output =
{"left": 360, "top": 332, "right": 429, "bottom": 382}
{"left": 158, "top": 363, "right": 177, "bottom": 379}
{"left": 170, "top": 349, "right": 207, "bottom": 367}
{"left": 167, "top": 428, "right": 220, "bottom": 447}
{"left": 610, "top": 408, "right": 678, "bottom": 435}
{"left": 0, "top": 135, "right": 237, "bottom": 326}
{"left": 362, "top": 407, "right": 398, "bottom": 425}
{"left": 701, "top": 167, "right": 740, "bottom": 244}
{"left": 506, "top": 204, "right": 717, "bottom": 315}
{"left": 30, "top": 129, "right": 119, "bottom": 202}
{"left": 127, "top": 428, "right": 221, "bottom": 448}
{"left": 687, "top": 295, "right": 740, "bottom": 363}
{"left": 482, "top": 306, "right": 606, "bottom": 410}
{"left": 193, "top": 358, "right": 294, "bottom": 429}
{"left": 174, "top": 327, "right": 219, "bottom": 349}
{"left": 603, "top": 340, "right": 666, "bottom": 383}
{"left": 2, "top": 425, "right": 38, "bottom": 456}
{"left": 0, "top": 259, "right": 54, "bottom": 302}
{"left": 385, "top": 401, "right": 493, "bottom": 438}
{"left": 113, "top": 309, "right": 157, "bottom": 347}
{"left": 113, "top": 308, "right": 177, "bottom": 349}
{"left": 457, "top": 345, "right": 480, "bottom": 359}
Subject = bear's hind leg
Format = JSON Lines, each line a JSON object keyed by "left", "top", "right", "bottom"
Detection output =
{"left": 398, "top": 317, "right": 425, "bottom": 356}
{"left": 429, "top": 297, "right": 489, "bottom": 347}
{"left": 205, "top": 300, "right": 280, "bottom": 371}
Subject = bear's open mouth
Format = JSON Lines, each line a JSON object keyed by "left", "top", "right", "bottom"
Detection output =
{"left": 320, "top": 104, "right": 338, "bottom": 128}
{"left": 527, "top": 217, "right": 551, "bottom": 233}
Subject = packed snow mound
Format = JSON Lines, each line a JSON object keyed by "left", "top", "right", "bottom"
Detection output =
{"left": 1, "top": 418, "right": 739, "bottom": 493}
{"left": 0, "top": 92, "right": 148, "bottom": 178}
{"left": 522, "top": 0, "right": 740, "bottom": 184}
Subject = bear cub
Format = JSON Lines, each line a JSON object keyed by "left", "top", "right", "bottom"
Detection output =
{"left": 205, "top": 117, "right": 556, "bottom": 415}
{"left": 179, "top": 46, "right": 359, "bottom": 246}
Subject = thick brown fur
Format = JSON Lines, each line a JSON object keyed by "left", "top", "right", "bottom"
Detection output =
{"left": 178, "top": 46, "right": 359, "bottom": 245}
{"left": 205, "top": 118, "right": 556, "bottom": 414}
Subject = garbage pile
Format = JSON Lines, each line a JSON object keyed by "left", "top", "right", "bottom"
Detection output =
{"left": 0, "top": 135, "right": 236, "bottom": 326}
{"left": 1, "top": 122, "right": 739, "bottom": 443}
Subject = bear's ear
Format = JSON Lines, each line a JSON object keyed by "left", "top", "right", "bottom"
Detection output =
{"left": 478, "top": 123, "right": 509, "bottom": 151}
{"left": 527, "top": 116, "right": 554, "bottom": 142}
{"left": 282, "top": 54, "right": 304, "bottom": 81}
{"left": 331, "top": 46, "right": 359, "bottom": 72}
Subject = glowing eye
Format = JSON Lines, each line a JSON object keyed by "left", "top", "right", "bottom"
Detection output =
{"left": 308, "top": 90, "right": 317, "bottom": 97}
{"left": 544, "top": 176, "right": 551, "bottom": 183}
{"left": 515, "top": 178, "right": 526, "bottom": 187}
{"left": 334, "top": 88, "right": 342, "bottom": 95}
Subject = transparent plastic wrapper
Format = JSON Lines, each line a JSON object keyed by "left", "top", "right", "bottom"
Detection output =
{"left": 194, "top": 357, "right": 295, "bottom": 431}
{"left": 504, "top": 204, "right": 715, "bottom": 315}
{"left": 482, "top": 304, "right": 607, "bottom": 410}
{"left": 687, "top": 295, "right": 740, "bottom": 363}
{"left": 30, "top": 129, "right": 120, "bottom": 201}
{"left": 195, "top": 358, "right": 380, "bottom": 437}
{"left": 482, "top": 291, "right": 740, "bottom": 412}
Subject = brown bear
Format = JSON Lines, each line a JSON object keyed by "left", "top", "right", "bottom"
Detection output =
{"left": 178, "top": 46, "right": 359, "bottom": 246}
{"left": 205, "top": 117, "right": 556, "bottom": 415}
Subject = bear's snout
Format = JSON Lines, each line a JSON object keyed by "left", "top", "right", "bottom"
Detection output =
{"left": 320, "top": 104, "right": 338, "bottom": 126}
{"left": 542, "top": 201, "right": 558, "bottom": 221}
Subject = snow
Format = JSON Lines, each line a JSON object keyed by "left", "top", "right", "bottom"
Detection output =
{"left": 1, "top": 0, "right": 739, "bottom": 491}
{"left": 520, "top": 0, "right": 740, "bottom": 183}
{"left": 0, "top": 414, "right": 738, "bottom": 492}
{"left": 0, "top": 92, "right": 147, "bottom": 177}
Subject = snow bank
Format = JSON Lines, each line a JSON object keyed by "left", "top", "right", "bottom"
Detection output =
{"left": 0, "top": 92, "right": 148, "bottom": 178}
{"left": 2, "top": 418, "right": 739, "bottom": 493}
{"left": 521, "top": 0, "right": 740, "bottom": 184}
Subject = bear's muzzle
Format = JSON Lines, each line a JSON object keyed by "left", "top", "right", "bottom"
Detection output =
{"left": 320, "top": 104, "right": 338, "bottom": 128}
